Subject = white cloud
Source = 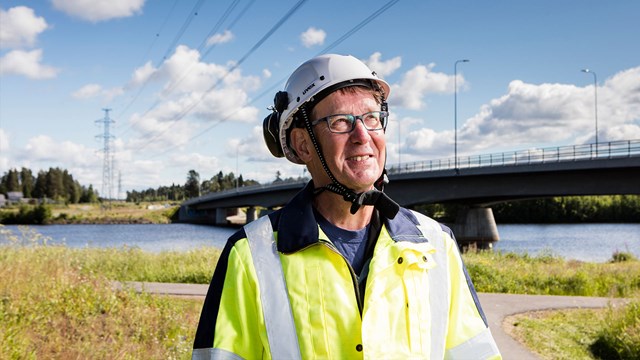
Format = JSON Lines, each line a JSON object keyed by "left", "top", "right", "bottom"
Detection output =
{"left": 72, "top": 83, "right": 123, "bottom": 102}
{"left": 363, "top": 52, "right": 402, "bottom": 78}
{"left": 400, "top": 66, "right": 640, "bottom": 157}
{"left": 0, "top": 49, "right": 59, "bottom": 79}
{"left": 390, "top": 63, "right": 456, "bottom": 110}
{"left": 159, "top": 45, "right": 230, "bottom": 95}
{"left": 0, "top": 6, "right": 49, "bottom": 48}
{"left": 206, "top": 30, "right": 234, "bottom": 46}
{"left": 300, "top": 27, "right": 326, "bottom": 48}
{"left": 51, "top": 0, "right": 145, "bottom": 22}
{"left": 233, "top": 126, "right": 307, "bottom": 183}
{"left": 127, "top": 61, "right": 158, "bottom": 88}
{"left": 20, "top": 135, "right": 100, "bottom": 166}
{"left": 127, "top": 102, "right": 195, "bottom": 150}
{"left": 169, "top": 153, "right": 220, "bottom": 176}
{"left": 72, "top": 84, "right": 103, "bottom": 99}
{"left": 121, "top": 45, "right": 263, "bottom": 152}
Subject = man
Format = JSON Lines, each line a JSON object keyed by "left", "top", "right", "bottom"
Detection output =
{"left": 193, "top": 54, "right": 501, "bottom": 359}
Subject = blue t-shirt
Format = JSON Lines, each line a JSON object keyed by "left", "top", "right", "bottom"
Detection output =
{"left": 314, "top": 209, "right": 370, "bottom": 274}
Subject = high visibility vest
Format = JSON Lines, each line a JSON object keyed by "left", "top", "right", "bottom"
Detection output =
{"left": 192, "top": 212, "right": 500, "bottom": 359}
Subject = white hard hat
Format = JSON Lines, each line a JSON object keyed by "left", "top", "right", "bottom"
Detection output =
{"left": 263, "top": 54, "right": 390, "bottom": 164}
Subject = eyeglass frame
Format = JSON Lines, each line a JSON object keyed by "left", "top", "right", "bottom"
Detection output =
{"left": 310, "top": 110, "right": 389, "bottom": 134}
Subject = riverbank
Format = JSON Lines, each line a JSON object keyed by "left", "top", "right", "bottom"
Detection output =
{"left": 0, "top": 202, "right": 180, "bottom": 225}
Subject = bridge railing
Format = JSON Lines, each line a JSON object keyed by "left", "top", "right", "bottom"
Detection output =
{"left": 183, "top": 178, "right": 310, "bottom": 205}
{"left": 387, "top": 139, "right": 640, "bottom": 175}
{"left": 186, "top": 140, "right": 639, "bottom": 202}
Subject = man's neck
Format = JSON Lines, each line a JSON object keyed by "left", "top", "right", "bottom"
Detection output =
{"left": 313, "top": 190, "right": 374, "bottom": 230}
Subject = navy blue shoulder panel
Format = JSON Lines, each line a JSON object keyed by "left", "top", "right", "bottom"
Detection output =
{"left": 385, "top": 207, "right": 426, "bottom": 243}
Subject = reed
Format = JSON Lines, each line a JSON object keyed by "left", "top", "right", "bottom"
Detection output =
{"left": 0, "top": 242, "right": 203, "bottom": 359}
{"left": 463, "top": 250, "right": 640, "bottom": 297}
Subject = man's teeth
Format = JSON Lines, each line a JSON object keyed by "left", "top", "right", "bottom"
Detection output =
{"left": 350, "top": 156, "right": 368, "bottom": 161}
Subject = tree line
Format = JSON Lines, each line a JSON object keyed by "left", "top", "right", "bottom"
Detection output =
{"left": 125, "top": 170, "right": 262, "bottom": 203}
{"left": 418, "top": 195, "right": 640, "bottom": 223}
{"left": 0, "top": 167, "right": 98, "bottom": 204}
{"left": 1, "top": 167, "right": 303, "bottom": 205}
{"left": 492, "top": 195, "right": 640, "bottom": 223}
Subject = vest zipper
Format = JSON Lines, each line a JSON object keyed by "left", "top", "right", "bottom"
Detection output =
{"left": 319, "top": 240, "right": 364, "bottom": 316}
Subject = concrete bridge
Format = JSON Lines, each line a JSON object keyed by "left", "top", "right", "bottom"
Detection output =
{"left": 178, "top": 139, "right": 640, "bottom": 248}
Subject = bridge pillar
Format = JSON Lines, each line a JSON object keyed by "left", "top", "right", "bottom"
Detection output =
{"left": 452, "top": 206, "right": 499, "bottom": 250}
{"left": 246, "top": 206, "right": 257, "bottom": 223}
{"left": 215, "top": 208, "right": 228, "bottom": 225}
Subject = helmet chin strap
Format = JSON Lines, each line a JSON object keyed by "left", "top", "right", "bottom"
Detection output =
{"left": 300, "top": 105, "right": 399, "bottom": 219}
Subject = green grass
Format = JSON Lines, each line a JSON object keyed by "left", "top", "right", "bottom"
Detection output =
{"left": 0, "top": 241, "right": 204, "bottom": 359}
{"left": 463, "top": 250, "right": 640, "bottom": 297}
{"left": 507, "top": 308, "right": 606, "bottom": 359}
{"left": 508, "top": 300, "right": 640, "bottom": 360}
{"left": 2, "top": 225, "right": 640, "bottom": 359}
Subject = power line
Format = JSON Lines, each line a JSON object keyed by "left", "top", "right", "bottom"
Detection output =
{"left": 131, "top": 0, "right": 310, "bottom": 153}
{"left": 115, "top": 0, "right": 186, "bottom": 125}
{"left": 119, "top": 0, "right": 255, "bottom": 137}
{"left": 319, "top": 0, "right": 399, "bottom": 55}
{"left": 197, "top": 0, "right": 241, "bottom": 52}
{"left": 144, "top": 0, "right": 401, "bottom": 158}
{"left": 162, "top": 0, "right": 206, "bottom": 61}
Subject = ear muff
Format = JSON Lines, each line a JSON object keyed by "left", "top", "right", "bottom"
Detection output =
{"left": 262, "top": 111, "right": 284, "bottom": 158}
{"left": 262, "top": 91, "right": 290, "bottom": 158}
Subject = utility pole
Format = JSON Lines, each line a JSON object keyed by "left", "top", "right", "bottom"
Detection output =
{"left": 118, "top": 171, "right": 122, "bottom": 201}
{"left": 96, "top": 108, "right": 115, "bottom": 207}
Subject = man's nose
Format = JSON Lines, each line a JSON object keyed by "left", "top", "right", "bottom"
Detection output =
{"left": 350, "top": 118, "right": 371, "bottom": 142}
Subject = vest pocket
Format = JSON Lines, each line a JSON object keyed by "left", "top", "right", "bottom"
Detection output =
{"left": 363, "top": 245, "right": 436, "bottom": 353}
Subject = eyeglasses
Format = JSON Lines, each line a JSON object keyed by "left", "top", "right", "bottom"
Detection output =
{"left": 311, "top": 111, "right": 389, "bottom": 134}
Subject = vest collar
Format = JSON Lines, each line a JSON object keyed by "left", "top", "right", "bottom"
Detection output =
{"left": 275, "top": 181, "right": 428, "bottom": 253}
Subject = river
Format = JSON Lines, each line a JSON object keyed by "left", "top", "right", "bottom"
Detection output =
{"left": 1, "top": 223, "right": 639, "bottom": 263}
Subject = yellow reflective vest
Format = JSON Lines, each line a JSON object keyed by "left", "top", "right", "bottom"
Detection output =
{"left": 193, "top": 183, "right": 501, "bottom": 359}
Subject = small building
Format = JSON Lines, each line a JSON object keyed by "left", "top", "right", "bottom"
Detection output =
{"left": 6, "top": 192, "right": 24, "bottom": 205}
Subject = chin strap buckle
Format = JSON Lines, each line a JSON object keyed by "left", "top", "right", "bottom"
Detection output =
{"left": 349, "top": 189, "right": 399, "bottom": 219}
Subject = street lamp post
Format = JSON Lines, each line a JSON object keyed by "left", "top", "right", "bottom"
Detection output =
{"left": 454, "top": 59, "right": 470, "bottom": 171}
{"left": 581, "top": 68, "right": 598, "bottom": 154}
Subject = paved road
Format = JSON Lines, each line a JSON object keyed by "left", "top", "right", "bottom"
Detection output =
{"left": 116, "top": 282, "right": 626, "bottom": 359}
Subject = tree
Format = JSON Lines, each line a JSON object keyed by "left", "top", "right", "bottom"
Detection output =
{"left": 80, "top": 184, "right": 98, "bottom": 203}
{"left": 45, "top": 168, "right": 64, "bottom": 200}
{"left": 3, "top": 169, "right": 20, "bottom": 192}
{"left": 185, "top": 170, "right": 200, "bottom": 198}
{"left": 20, "top": 167, "right": 34, "bottom": 198}
{"left": 33, "top": 171, "right": 47, "bottom": 199}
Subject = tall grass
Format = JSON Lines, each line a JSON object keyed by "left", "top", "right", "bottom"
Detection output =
{"left": 590, "top": 300, "right": 640, "bottom": 359}
{"left": 0, "top": 226, "right": 210, "bottom": 359}
{"left": 3, "top": 224, "right": 640, "bottom": 359}
{"left": 463, "top": 250, "right": 640, "bottom": 297}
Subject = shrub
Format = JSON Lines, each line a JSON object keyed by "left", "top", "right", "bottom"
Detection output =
{"left": 610, "top": 251, "right": 637, "bottom": 263}
{"left": 590, "top": 301, "right": 640, "bottom": 359}
{"left": 0, "top": 204, "right": 52, "bottom": 225}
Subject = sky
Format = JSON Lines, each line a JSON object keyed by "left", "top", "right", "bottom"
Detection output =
{"left": 1, "top": 0, "right": 639, "bottom": 198}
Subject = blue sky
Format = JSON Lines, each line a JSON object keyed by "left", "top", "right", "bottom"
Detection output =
{"left": 1, "top": 0, "right": 639, "bottom": 197}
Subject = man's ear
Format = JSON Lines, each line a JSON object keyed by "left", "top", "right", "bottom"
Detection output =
{"left": 290, "top": 128, "right": 313, "bottom": 162}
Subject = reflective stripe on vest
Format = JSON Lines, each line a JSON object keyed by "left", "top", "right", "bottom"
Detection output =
{"left": 243, "top": 216, "right": 302, "bottom": 360}
{"left": 445, "top": 328, "right": 501, "bottom": 360}
{"left": 413, "top": 210, "right": 449, "bottom": 360}
{"left": 192, "top": 347, "right": 245, "bottom": 360}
